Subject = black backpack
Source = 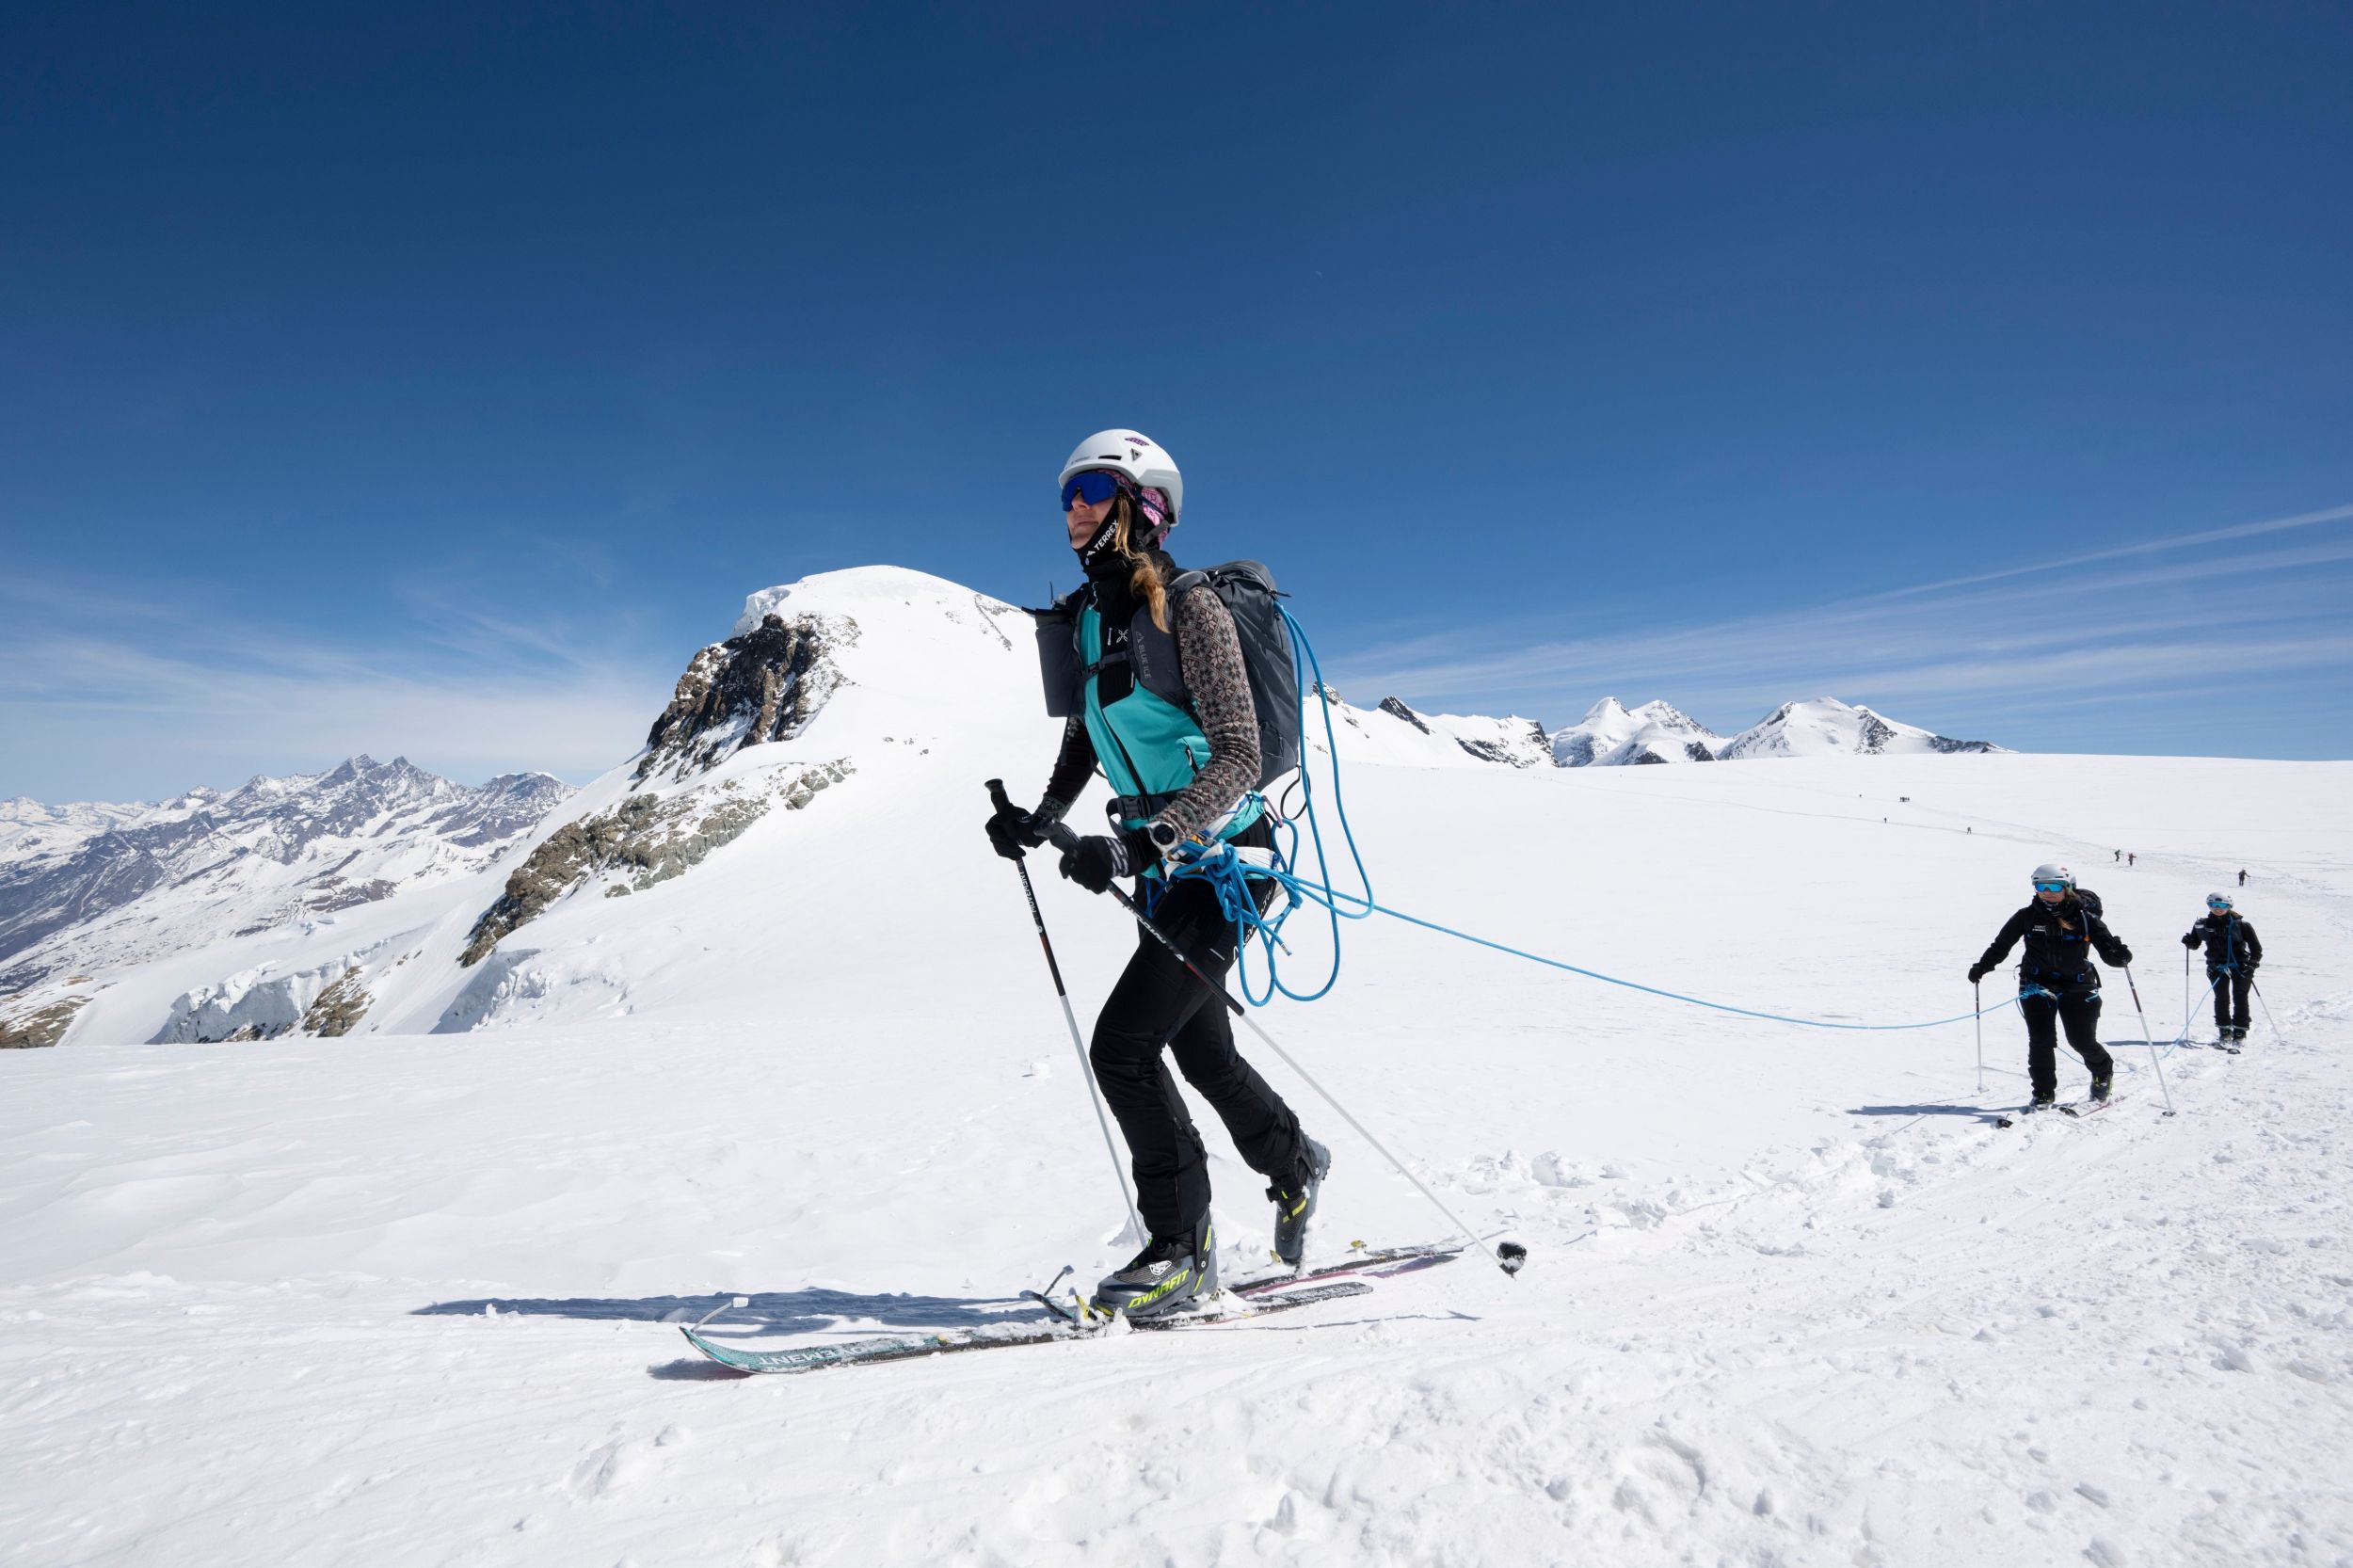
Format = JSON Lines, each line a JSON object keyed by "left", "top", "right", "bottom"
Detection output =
{"left": 1032, "top": 559, "right": 1304, "bottom": 792}
{"left": 1167, "top": 562, "right": 1302, "bottom": 792}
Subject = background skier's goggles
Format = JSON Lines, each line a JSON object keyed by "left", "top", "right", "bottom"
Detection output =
{"left": 2033, "top": 880, "right": 2068, "bottom": 893}
{"left": 1061, "top": 472, "right": 1123, "bottom": 510}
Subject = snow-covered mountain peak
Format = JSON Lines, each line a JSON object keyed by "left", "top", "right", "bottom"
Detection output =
{"left": 730, "top": 564, "right": 997, "bottom": 637}
{"left": 1716, "top": 696, "right": 2005, "bottom": 760}
{"left": 641, "top": 565, "right": 1031, "bottom": 786}
{"left": 1553, "top": 696, "right": 1723, "bottom": 767}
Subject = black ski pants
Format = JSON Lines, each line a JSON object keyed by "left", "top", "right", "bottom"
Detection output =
{"left": 1089, "top": 874, "right": 1305, "bottom": 1240}
{"left": 2020, "top": 984, "right": 2113, "bottom": 1100}
{"left": 2208, "top": 967, "right": 2253, "bottom": 1033}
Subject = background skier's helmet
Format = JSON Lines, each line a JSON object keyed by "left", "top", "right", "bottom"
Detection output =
{"left": 1061, "top": 429, "right": 1182, "bottom": 544}
{"left": 2030, "top": 861, "right": 2074, "bottom": 889}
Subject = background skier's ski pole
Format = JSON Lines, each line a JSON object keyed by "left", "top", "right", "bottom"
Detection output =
{"left": 2121, "top": 965, "right": 2178, "bottom": 1117}
{"left": 1042, "top": 820, "right": 1526, "bottom": 1278}
{"left": 2252, "top": 978, "right": 2285, "bottom": 1046}
{"left": 984, "top": 780, "right": 1141, "bottom": 1242}
{"left": 1973, "top": 980, "right": 1984, "bottom": 1094}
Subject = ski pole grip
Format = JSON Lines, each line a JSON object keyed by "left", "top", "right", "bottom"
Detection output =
{"left": 986, "top": 777, "right": 1080, "bottom": 854}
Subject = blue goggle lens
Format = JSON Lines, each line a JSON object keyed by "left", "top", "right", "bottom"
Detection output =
{"left": 1061, "top": 472, "right": 1121, "bottom": 510}
{"left": 2208, "top": 897, "right": 2231, "bottom": 908}
{"left": 2033, "top": 881, "right": 2068, "bottom": 892}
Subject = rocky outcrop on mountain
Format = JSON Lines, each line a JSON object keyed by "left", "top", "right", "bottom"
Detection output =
{"left": 0, "top": 758, "right": 575, "bottom": 993}
{"left": 0, "top": 994, "right": 86, "bottom": 1048}
{"left": 1371, "top": 697, "right": 1553, "bottom": 768}
{"left": 300, "top": 968, "right": 372, "bottom": 1037}
{"left": 637, "top": 614, "right": 854, "bottom": 784}
{"left": 461, "top": 761, "right": 852, "bottom": 966}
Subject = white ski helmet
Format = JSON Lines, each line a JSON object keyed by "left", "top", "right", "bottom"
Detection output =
{"left": 1060, "top": 428, "right": 1183, "bottom": 526}
{"left": 2207, "top": 891, "right": 2233, "bottom": 909}
{"left": 2030, "top": 862, "right": 2074, "bottom": 888}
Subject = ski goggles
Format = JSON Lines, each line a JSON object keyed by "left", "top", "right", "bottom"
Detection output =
{"left": 2207, "top": 896, "right": 2233, "bottom": 909}
{"left": 2032, "top": 880, "right": 2069, "bottom": 893}
{"left": 1061, "top": 471, "right": 1124, "bottom": 510}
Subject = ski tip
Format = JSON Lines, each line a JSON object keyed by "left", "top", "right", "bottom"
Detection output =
{"left": 1497, "top": 1240, "right": 1529, "bottom": 1275}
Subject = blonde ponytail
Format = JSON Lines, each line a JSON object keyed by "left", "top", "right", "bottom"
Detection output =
{"left": 1112, "top": 498, "right": 1170, "bottom": 632}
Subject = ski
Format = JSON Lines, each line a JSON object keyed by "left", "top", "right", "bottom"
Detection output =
{"left": 680, "top": 1279, "right": 1374, "bottom": 1376}
{"left": 1230, "top": 1239, "right": 1468, "bottom": 1296}
{"left": 1995, "top": 1103, "right": 2053, "bottom": 1128}
{"left": 2060, "top": 1096, "right": 2121, "bottom": 1118}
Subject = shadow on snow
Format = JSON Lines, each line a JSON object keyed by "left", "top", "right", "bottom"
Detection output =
{"left": 1849, "top": 1102, "right": 2006, "bottom": 1120}
{"left": 412, "top": 1285, "right": 1033, "bottom": 1336}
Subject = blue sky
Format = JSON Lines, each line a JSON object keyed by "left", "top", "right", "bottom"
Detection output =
{"left": 5, "top": 2, "right": 2349, "bottom": 800}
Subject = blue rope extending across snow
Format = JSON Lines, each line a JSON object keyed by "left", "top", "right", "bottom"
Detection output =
{"left": 1161, "top": 608, "right": 2025, "bottom": 1034}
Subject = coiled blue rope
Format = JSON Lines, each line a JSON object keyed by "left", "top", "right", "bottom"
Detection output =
{"left": 1162, "top": 607, "right": 2020, "bottom": 1032}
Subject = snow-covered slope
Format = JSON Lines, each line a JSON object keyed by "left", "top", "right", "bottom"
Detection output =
{"left": 1318, "top": 694, "right": 1553, "bottom": 769}
{"left": 1717, "top": 696, "right": 2006, "bottom": 760}
{"left": 2, "top": 733, "right": 2346, "bottom": 1565}
{"left": 1551, "top": 696, "right": 1722, "bottom": 766}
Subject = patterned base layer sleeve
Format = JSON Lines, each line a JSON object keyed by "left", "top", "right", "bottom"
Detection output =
{"left": 1037, "top": 717, "right": 1094, "bottom": 825}
{"left": 1155, "top": 584, "right": 1263, "bottom": 840}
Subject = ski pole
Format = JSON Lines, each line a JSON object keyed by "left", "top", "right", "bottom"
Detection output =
{"left": 2121, "top": 965, "right": 2178, "bottom": 1117}
{"left": 2252, "top": 979, "right": 2284, "bottom": 1046}
{"left": 2184, "top": 948, "right": 2193, "bottom": 1039}
{"left": 1973, "top": 981, "right": 1984, "bottom": 1094}
{"left": 985, "top": 780, "right": 1142, "bottom": 1241}
{"left": 1041, "top": 818, "right": 1526, "bottom": 1278}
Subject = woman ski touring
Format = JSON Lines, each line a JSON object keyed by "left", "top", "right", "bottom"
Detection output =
{"left": 984, "top": 429, "right": 1329, "bottom": 1319}
{"left": 1967, "top": 862, "right": 2136, "bottom": 1112}
{"left": 2182, "top": 893, "right": 2263, "bottom": 1047}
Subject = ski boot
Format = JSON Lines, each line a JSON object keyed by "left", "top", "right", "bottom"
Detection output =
{"left": 1092, "top": 1214, "right": 1218, "bottom": 1320}
{"left": 2089, "top": 1073, "right": 2113, "bottom": 1103}
{"left": 2027, "top": 1093, "right": 2057, "bottom": 1114}
{"left": 1269, "top": 1136, "right": 1332, "bottom": 1269}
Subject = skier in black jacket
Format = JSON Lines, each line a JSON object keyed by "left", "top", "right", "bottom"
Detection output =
{"left": 2182, "top": 893, "right": 2263, "bottom": 1045}
{"left": 1968, "top": 862, "right": 2134, "bottom": 1109}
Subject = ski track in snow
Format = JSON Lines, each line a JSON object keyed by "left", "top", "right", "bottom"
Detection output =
{"left": 3, "top": 572, "right": 2350, "bottom": 1566}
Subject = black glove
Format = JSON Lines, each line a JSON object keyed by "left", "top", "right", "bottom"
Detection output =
{"left": 1058, "top": 829, "right": 1154, "bottom": 894}
{"left": 2182, "top": 931, "right": 2201, "bottom": 948}
{"left": 1967, "top": 962, "right": 1992, "bottom": 984}
{"left": 2112, "top": 945, "right": 2133, "bottom": 966}
{"left": 984, "top": 801, "right": 1049, "bottom": 862}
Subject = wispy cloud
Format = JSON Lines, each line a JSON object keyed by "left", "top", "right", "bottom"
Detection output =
{"left": 1332, "top": 503, "right": 2353, "bottom": 753}
{"left": 0, "top": 567, "right": 678, "bottom": 802}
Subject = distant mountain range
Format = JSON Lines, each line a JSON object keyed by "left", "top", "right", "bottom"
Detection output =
{"left": 1544, "top": 696, "right": 2006, "bottom": 768}
{"left": 0, "top": 568, "right": 2006, "bottom": 1049}
{"left": 0, "top": 757, "right": 572, "bottom": 998}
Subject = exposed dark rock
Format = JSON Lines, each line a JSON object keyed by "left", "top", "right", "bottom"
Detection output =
{"left": 1, "top": 995, "right": 87, "bottom": 1048}
{"left": 1377, "top": 696, "right": 1433, "bottom": 735}
{"left": 637, "top": 614, "right": 855, "bottom": 782}
{"left": 300, "top": 968, "right": 372, "bottom": 1037}
{"left": 461, "top": 761, "right": 853, "bottom": 966}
